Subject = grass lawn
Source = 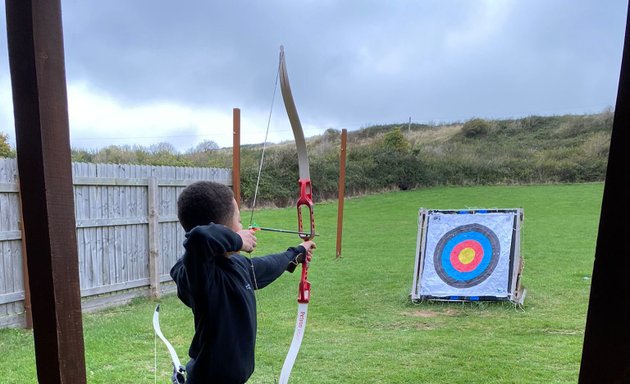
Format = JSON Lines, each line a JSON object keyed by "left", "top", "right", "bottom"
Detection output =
{"left": 0, "top": 183, "right": 603, "bottom": 383}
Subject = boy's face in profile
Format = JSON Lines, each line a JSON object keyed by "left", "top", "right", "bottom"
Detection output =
{"left": 226, "top": 198, "right": 243, "bottom": 233}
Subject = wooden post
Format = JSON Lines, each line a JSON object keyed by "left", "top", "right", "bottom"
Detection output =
{"left": 233, "top": 108, "right": 241, "bottom": 207}
{"left": 148, "top": 175, "right": 160, "bottom": 298}
{"left": 5, "top": 0, "right": 87, "bottom": 382}
{"left": 579, "top": 4, "right": 630, "bottom": 382}
{"left": 17, "top": 182, "right": 33, "bottom": 329}
{"left": 336, "top": 129, "right": 347, "bottom": 259}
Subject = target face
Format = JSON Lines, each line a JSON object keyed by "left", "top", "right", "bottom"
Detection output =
{"left": 433, "top": 223, "right": 500, "bottom": 288}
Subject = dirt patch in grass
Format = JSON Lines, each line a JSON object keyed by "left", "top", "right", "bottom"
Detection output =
{"left": 404, "top": 308, "right": 459, "bottom": 318}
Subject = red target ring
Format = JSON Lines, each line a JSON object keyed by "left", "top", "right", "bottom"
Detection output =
{"left": 449, "top": 240, "right": 483, "bottom": 272}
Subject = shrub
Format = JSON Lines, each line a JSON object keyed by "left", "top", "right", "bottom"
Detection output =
{"left": 461, "top": 118, "right": 491, "bottom": 138}
{"left": 382, "top": 128, "right": 410, "bottom": 152}
{"left": 0, "top": 133, "right": 13, "bottom": 158}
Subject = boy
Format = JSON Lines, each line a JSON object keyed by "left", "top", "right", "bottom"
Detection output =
{"left": 170, "top": 181, "right": 316, "bottom": 384}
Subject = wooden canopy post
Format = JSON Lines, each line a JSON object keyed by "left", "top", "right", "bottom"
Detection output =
{"left": 579, "top": 3, "right": 630, "bottom": 382}
{"left": 233, "top": 108, "right": 241, "bottom": 207}
{"left": 5, "top": 0, "right": 87, "bottom": 383}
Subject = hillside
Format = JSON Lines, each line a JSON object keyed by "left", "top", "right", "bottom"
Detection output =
{"left": 65, "top": 111, "right": 613, "bottom": 207}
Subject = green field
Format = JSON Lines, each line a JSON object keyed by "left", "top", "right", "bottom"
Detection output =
{"left": 0, "top": 183, "right": 603, "bottom": 383}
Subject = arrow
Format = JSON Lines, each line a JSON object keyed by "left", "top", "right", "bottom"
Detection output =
{"left": 250, "top": 225, "right": 319, "bottom": 237}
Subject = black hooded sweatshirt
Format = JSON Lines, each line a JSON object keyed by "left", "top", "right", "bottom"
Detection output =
{"left": 170, "top": 223, "right": 305, "bottom": 384}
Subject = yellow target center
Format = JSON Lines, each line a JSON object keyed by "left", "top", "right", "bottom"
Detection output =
{"left": 458, "top": 247, "right": 476, "bottom": 264}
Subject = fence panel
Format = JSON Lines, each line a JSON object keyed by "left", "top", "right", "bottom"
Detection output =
{"left": 0, "top": 160, "right": 23, "bottom": 327}
{"left": 0, "top": 158, "right": 231, "bottom": 327}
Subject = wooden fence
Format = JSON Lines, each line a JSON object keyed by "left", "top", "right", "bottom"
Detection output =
{"left": 0, "top": 159, "right": 231, "bottom": 328}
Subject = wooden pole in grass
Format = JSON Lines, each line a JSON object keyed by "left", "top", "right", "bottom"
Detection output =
{"left": 336, "top": 129, "right": 347, "bottom": 259}
{"left": 233, "top": 108, "right": 241, "bottom": 207}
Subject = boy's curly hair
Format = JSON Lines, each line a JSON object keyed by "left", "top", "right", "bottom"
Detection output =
{"left": 177, "top": 181, "right": 235, "bottom": 232}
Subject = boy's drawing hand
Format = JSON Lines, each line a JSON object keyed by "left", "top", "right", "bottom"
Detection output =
{"left": 237, "top": 229, "right": 257, "bottom": 253}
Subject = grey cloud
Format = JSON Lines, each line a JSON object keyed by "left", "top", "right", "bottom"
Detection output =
{"left": 2, "top": 0, "right": 626, "bottom": 139}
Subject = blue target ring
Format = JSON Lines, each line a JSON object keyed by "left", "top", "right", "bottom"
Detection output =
{"left": 433, "top": 223, "right": 500, "bottom": 288}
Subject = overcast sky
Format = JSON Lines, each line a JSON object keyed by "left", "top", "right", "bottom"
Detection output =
{"left": 1, "top": 1, "right": 627, "bottom": 152}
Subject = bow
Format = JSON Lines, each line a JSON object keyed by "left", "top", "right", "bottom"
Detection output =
{"left": 153, "top": 305, "right": 186, "bottom": 384}
{"left": 277, "top": 45, "right": 316, "bottom": 384}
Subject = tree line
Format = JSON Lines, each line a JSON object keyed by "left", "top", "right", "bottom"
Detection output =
{"left": 0, "top": 111, "right": 613, "bottom": 207}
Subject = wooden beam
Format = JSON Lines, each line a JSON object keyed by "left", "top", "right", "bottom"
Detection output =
{"left": 5, "top": 0, "right": 87, "bottom": 382}
{"left": 579, "top": 3, "right": 630, "bottom": 382}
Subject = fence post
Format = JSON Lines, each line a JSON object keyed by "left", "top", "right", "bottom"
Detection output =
{"left": 148, "top": 176, "right": 160, "bottom": 298}
{"left": 17, "top": 181, "right": 33, "bottom": 329}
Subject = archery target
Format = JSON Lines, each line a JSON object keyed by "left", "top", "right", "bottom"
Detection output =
{"left": 434, "top": 223, "right": 500, "bottom": 288}
{"left": 418, "top": 211, "right": 516, "bottom": 299}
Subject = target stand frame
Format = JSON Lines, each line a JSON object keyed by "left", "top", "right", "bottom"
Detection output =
{"left": 411, "top": 208, "right": 526, "bottom": 304}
